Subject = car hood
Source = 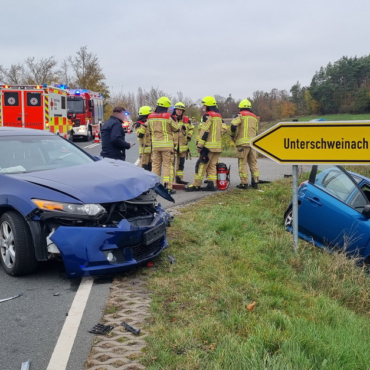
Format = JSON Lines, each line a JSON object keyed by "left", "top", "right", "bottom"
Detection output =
{"left": 12, "top": 159, "right": 159, "bottom": 204}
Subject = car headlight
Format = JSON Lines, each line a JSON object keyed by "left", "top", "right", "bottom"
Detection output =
{"left": 32, "top": 199, "right": 106, "bottom": 216}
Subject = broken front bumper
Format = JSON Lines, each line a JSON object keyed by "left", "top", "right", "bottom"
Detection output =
{"left": 50, "top": 208, "right": 169, "bottom": 278}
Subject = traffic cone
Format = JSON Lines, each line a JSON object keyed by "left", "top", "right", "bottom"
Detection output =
{"left": 94, "top": 131, "right": 100, "bottom": 143}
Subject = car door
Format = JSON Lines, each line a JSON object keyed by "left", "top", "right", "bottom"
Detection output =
{"left": 297, "top": 165, "right": 370, "bottom": 256}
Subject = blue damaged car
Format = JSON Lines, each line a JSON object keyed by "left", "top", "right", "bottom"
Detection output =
{"left": 284, "top": 165, "right": 370, "bottom": 262}
{"left": 0, "top": 127, "right": 173, "bottom": 278}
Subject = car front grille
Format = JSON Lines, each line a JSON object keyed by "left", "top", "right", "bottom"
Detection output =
{"left": 131, "top": 237, "right": 164, "bottom": 262}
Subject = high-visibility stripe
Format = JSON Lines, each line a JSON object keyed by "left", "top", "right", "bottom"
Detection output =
{"left": 0, "top": 94, "right": 2, "bottom": 126}
{"left": 45, "top": 95, "right": 49, "bottom": 130}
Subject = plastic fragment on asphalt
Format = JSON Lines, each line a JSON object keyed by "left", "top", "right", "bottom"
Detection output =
{"left": 121, "top": 321, "right": 141, "bottom": 336}
{"left": 88, "top": 323, "right": 114, "bottom": 335}
{"left": 21, "top": 360, "right": 30, "bottom": 370}
{"left": 167, "top": 255, "right": 176, "bottom": 264}
{"left": 53, "top": 293, "right": 60, "bottom": 296}
{"left": 0, "top": 293, "right": 22, "bottom": 303}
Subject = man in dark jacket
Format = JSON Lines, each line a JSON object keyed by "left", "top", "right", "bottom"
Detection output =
{"left": 100, "top": 106, "right": 133, "bottom": 160}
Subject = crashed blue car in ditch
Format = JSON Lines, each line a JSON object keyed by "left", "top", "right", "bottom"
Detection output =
{"left": 0, "top": 127, "right": 173, "bottom": 278}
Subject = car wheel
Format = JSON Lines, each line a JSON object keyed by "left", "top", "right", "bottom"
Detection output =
{"left": 284, "top": 207, "right": 293, "bottom": 227}
{"left": 84, "top": 129, "right": 92, "bottom": 142}
{"left": 0, "top": 211, "right": 38, "bottom": 276}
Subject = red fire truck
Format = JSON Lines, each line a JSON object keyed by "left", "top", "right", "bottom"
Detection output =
{"left": 67, "top": 88, "right": 104, "bottom": 141}
{"left": 0, "top": 84, "right": 71, "bottom": 138}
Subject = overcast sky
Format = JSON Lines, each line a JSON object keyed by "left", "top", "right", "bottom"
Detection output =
{"left": 1, "top": 0, "right": 369, "bottom": 101}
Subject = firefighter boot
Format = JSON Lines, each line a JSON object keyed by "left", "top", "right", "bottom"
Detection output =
{"left": 142, "top": 164, "right": 149, "bottom": 171}
{"left": 201, "top": 181, "right": 217, "bottom": 191}
{"left": 176, "top": 176, "right": 188, "bottom": 185}
{"left": 164, "top": 183, "right": 176, "bottom": 195}
{"left": 236, "top": 184, "right": 249, "bottom": 190}
{"left": 251, "top": 178, "right": 259, "bottom": 189}
{"left": 185, "top": 184, "right": 201, "bottom": 192}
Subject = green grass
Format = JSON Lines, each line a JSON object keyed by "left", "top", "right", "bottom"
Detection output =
{"left": 142, "top": 179, "right": 370, "bottom": 369}
{"left": 297, "top": 114, "right": 370, "bottom": 122}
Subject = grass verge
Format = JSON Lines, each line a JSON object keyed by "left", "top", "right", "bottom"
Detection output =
{"left": 142, "top": 179, "right": 370, "bottom": 369}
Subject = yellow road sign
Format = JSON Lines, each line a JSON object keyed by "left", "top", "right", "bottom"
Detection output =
{"left": 250, "top": 121, "right": 370, "bottom": 164}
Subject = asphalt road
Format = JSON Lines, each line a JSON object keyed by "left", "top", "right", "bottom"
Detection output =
{"left": 0, "top": 131, "right": 308, "bottom": 370}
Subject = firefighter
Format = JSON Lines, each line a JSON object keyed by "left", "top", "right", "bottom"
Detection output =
{"left": 147, "top": 97, "right": 180, "bottom": 194}
{"left": 230, "top": 99, "right": 260, "bottom": 189}
{"left": 186, "top": 96, "right": 227, "bottom": 191}
{"left": 134, "top": 106, "right": 152, "bottom": 171}
{"left": 173, "top": 102, "right": 194, "bottom": 184}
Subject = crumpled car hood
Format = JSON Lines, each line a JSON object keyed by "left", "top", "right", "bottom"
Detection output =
{"left": 13, "top": 159, "right": 159, "bottom": 203}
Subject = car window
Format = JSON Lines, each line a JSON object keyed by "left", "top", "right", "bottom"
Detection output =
{"left": 314, "top": 165, "right": 367, "bottom": 210}
{"left": 0, "top": 135, "right": 94, "bottom": 174}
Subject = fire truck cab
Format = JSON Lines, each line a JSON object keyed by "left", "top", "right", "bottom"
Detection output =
{"left": 67, "top": 89, "right": 104, "bottom": 141}
{"left": 0, "top": 85, "right": 71, "bottom": 138}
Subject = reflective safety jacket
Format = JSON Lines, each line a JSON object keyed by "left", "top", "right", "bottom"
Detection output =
{"left": 135, "top": 120, "right": 152, "bottom": 154}
{"left": 230, "top": 111, "right": 259, "bottom": 147}
{"left": 173, "top": 116, "right": 195, "bottom": 153}
{"left": 146, "top": 113, "right": 180, "bottom": 150}
{"left": 197, "top": 112, "right": 227, "bottom": 153}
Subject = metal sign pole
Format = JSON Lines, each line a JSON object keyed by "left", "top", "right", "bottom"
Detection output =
{"left": 292, "top": 165, "right": 298, "bottom": 253}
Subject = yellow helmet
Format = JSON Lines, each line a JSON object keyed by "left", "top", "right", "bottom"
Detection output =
{"left": 157, "top": 96, "right": 171, "bottom": 108}
{"left": 201, "top": 96, "right": 217, "bottom": 107}
{"left": 174, "top": 102, "right": 186, "bottom": 110}
{"left": 239, "top": 99, "right": 252, "bottom": 109}
{"left": 138, "top": 106, "right": 152, "bottom": 116}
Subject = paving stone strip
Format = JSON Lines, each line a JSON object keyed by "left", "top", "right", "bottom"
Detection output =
{"left": 85, "top": 273, "right": 152, "bottom": 370}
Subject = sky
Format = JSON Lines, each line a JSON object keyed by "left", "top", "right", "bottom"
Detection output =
{"left": 1, "top": 0, "right": 369, "bottom": 102}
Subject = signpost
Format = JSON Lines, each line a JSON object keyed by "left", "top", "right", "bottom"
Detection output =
{"left": 250, "top": 121, "right": 370, "bottom": 252}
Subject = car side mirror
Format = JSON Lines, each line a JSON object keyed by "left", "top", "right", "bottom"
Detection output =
{"left": 362, "top": 204, "right": 370, "bottom": 218}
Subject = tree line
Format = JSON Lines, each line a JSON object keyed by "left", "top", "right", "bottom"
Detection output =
{"left": 2, "top": 49, "right": 369, "bottom": 121}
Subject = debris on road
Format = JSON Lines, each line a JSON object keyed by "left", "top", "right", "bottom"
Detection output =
{"left": 284, "top": 174, "right": 292, "bottom": 178}
{"left": 121, "top": 321, "right": 141, "bottom": 336}
{"left": 0, "top": 293, "right": 22, "bottom": 303}
{"left": 53, "top": 293, "right": 60, "bottom": 296}
{"left": 20, "top": 360, "right": 31, "bottom": 370}
{"left": 88, "top": 323, "right": 114, "bottom": 335}
{"left": 167, "top": 255, "right": 176, "bottom": 264}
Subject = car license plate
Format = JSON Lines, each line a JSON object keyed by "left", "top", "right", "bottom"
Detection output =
{"left": 143, "top": 223, "right": 165, "bottom": 245}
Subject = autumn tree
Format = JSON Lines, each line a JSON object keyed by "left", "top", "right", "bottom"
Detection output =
{"left": 68, "top": 46, "right": 109, "bottom": 98}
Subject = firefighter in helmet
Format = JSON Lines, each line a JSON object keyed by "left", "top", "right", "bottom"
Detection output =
{"left": 230, "top": 99, "right": 260, "bottom": 189}
{"left": 173, "top": 102, "right": 194, "bottom": 184}
{"left": 186, "top": 96, "right": 227, "bottom": 191}
{"left": 146, "top": 97, "right": 180, "bottom": 194}
{"left": 135, "top": 106, "right": 152, "bottom": 171}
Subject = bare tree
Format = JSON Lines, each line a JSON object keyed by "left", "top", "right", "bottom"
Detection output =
{"left": 58, "top": 59, "right": 73, "bottom": 87}
{"left": 0, "top": 63, "right": 27, "bottom": 84}
{"left": 25, "top": 56, "right": 58, "bottom": 84}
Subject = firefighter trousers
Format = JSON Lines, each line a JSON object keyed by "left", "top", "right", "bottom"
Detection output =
{"left": 140, "top": 153, "right": 151, "bottom": 171}
{"left": 237, "top": 146, "right": 259, "bottom": 185}
{"left": 192, "top": 152, "right": 220, "bottom": 187}
{"left": 151, "top": 149, "right": 174, "bottom": 190}
{"left": 175, "top": 152, "right": 187, "bottom": 180}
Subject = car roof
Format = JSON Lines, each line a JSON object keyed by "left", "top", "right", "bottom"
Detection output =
{"left": 0, "top": 127, "right": 54, "bottom": 137}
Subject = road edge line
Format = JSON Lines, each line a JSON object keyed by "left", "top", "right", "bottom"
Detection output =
{"left": 46, "top": 277, "right": 94, "bottom": 370}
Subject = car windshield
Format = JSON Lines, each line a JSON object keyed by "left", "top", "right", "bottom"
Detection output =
{"left": 0, "top": 135, "right": 94, "bottom": 174}
{"left": 67, "top": 99, "right": 84, "bottom": 113}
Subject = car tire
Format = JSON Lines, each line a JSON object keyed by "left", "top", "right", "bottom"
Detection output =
{"left": 284, "top": 206, "right": 293, "bottom": 228}
{"left": 84, "top": 128, "right": 92, "bottom": 142}
{"left": 0, "top": 211, "right": 38, "bottom": 276}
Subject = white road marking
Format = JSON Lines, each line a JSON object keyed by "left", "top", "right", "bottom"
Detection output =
{"left": 134, "top": 158, "right": 140, "bottom": 166}
{"left": 47, "top": 277, "right": 94, "bottom": 370}
{"left": 83, "top": 143, "right": 100, "bottom": 149}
